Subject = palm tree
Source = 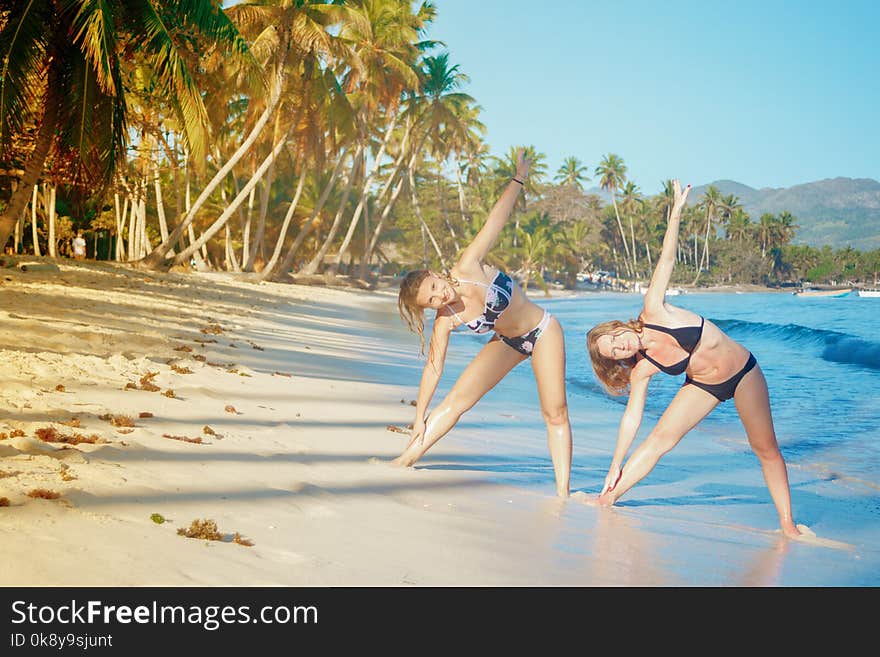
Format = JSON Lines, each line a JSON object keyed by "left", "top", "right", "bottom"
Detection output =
{"left": 516, "top": 223, "right": 553, "bottom": 294}
{"left": 725, "top": 208, "right": 753, "bottom": 243}
{"left": 491, "top": 144, "right": 546, "bottom": 247}
{"left": 594, "top": 153, "right": 630, "bottom": 276}
{"left": 0, "top": 0, "right": 251, "bottom": 252}
{"left": 325, "top": 0, "right": 427, "bottom": 277}
{"left": 408, "top": 51, "right": 478, "bottom": 260}
{"left": 693, "top": 184, "right": 722, "bottom": 284}
{"left": 757, "top": 212, "right": 776, "bottom": 258}
{"left": 554, "top": 156, "right": 589, "bottom": 190}
{"left": 492, "top": 145, "right": 547, "bottom": 207}
{"left": 619, "top": 180, "right": 642, "bottom": 275}
{"left": 161, "top": 0, "right": 340, "bottom": 269}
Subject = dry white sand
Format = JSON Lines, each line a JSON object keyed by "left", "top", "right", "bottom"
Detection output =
{"left": 0, "top": 257, "right": 869, "bottom": 586}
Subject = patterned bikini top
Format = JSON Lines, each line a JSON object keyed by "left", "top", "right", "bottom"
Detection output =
{"left": 447, "top": 270, "right": 514, "bottom": 334}
{"left": 638, "top": 316, "right": 705, "bottom": 375}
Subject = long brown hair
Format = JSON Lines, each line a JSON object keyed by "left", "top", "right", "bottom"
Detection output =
{"left": 586, "top": 318, "right": 644, "bottom": 395}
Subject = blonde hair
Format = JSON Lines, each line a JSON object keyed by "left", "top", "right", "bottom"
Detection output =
{"left": 398, "top": 269, "right": 460, "bottom": 356}
{"left": 398, "top": 270, "right": 432, "bottom": 355}
{"left": 586, "top": 318, "right": 644, "bottom": 395}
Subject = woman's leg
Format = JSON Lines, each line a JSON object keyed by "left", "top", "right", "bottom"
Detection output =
{"left": 530, "top": 317, "right": 572, "bottom": 497}
{"left": 600, "top": 384, "right": 719, "bottom": 504}
{"left": 733, "top": 364, "right": 801, "bottom": 537}
{"left": 393, "top": 338, "right": 526, "bottom": 466}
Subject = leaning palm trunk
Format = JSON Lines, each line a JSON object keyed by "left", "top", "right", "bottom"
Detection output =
{"left": 276, "top": 145, "right": 353, "bottom": 278}
{"left": 153, "top": 163, "right": 170, "bottom": 244}
{"left": 181, "top": 164, "right": 206, "bottom": 268}
{"left": 138, "top": 66, "right": 287, "bottom": 269}
{"left": 409, "top": 162, "right": 446, "bottom": 269}
{"left": 171, "top": 127, "right": 291, "bottom": 266}
{"left": 610, "top": 193, "right": 631, "bottom": 277}
{"left": 359, "top": 164, "right": 408, "bottom": 280}
{"left": 354, "top": 127, "right": 420, "bottom": 279}
{"left": 240, "top": 166, "right": 256, "bottom": 266}
{"left": 220, "top": 184, "right": 241, "bottom": 272}
{"left": 0, "top": 80, "right": 61, "bottom": 250}
{"left": 454, "top": 164, "right": 468, "bottom": 242}
{"left": 328, "top": 110, "right": 401, "bottom": 277}
{"left": 245, "top": 109, "right": 293, "bottom": 272}
{"left": 256, "top": 171, "right": 307, "bottom": 281}
{"left": 438, "top": 168, "right": 460, "bottom": 253}
{"left": 301, "top": 146, "right": 364, "bottom": 275}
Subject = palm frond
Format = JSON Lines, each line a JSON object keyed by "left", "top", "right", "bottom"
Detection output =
{"left": 124, "top": 1, "right": 211, "bottom": 166}
{"left": 63, "top": 0, "right": 119, "bottom": 95}
{"left": 0, "top": 0, "right": 50, "bottom": 154}
{"left": 54, "top": 41, "right": 126, "bottom": 190}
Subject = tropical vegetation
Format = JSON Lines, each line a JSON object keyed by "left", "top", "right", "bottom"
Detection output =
{"left": 1, "top": 1, "right": 877, "bottom": 289}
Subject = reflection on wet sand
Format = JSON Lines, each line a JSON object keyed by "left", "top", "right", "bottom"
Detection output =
{"left": 589, "top": 507, "right": 669, "bottom": 586}
{"left": 738, "top": 535, "right": 790, "bottom": 586}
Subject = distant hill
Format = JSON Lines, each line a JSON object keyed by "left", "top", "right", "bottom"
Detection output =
{"left": 585, "top": 177, "right": 880, "bottom": 250}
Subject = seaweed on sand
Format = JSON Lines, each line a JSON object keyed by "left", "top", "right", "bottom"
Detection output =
{"left": 35, "top": 427, "right": 100, "bottom": 444}
{"left": 176, "top": 519, "right": 254, "bottom": 547}
{"left": 27, "top": 489, "right": 61, "bottom": 500}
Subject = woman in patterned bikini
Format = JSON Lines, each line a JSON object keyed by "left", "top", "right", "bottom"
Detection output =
{"left": 585, "top": 180, "right": 801, "bottom": 537}
{"left": 394, "top": 149, "right": 572, "bottom": 497}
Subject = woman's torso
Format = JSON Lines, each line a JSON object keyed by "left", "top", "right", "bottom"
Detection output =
{"left": 443, "top": 263, "right": 544, "bottom": 337}
{"left": 638, "top": 303, "right": 751, "bottom": 383}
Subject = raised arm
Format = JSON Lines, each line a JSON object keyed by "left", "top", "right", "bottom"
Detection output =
{"left": 603, "top": 369, "right": 651, "bottom": 493}
{"left": 409, "top": 313, "right": 453, "bottom": 446}
{"left": 644, "top": 180, "right": 690, "bottom": 312}
{"left": 457, "top": 148, "right": 532, "bottom": 268}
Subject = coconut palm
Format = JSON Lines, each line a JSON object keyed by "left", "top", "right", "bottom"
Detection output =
{"left": 0, "top": 0, "right": 251, "bottom": 252}
{"left": 693, "top": 184, "right": 722, "bottom": 284}
{"left": 554, "top": 156, "right": 589, "bottom": 190}
{"left": 594, "top": 153, "right": 630, "bottom": 276}
{"left": 725, "top": 208, "right": 753, "bottom": 243}
{"left": 619, "top": 180, "right": 642, "bottom": 275}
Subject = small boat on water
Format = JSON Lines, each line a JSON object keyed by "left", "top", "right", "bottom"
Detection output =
{"left": 857, "top": 288, "right": 880, "bottom": 298}
{"left": 794, "top": 287, "right": 852, "bottom": 298}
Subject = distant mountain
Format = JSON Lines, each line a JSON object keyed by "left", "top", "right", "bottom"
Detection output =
{"left": 585, "top": 177, "right": 880, "bottom": 250}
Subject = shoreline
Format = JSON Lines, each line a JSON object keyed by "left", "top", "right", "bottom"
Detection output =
{"left": 1, "top": 258, "right": 875, "bottom": 585}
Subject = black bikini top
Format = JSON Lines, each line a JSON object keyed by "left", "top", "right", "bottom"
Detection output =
{"left": 638, "top": 316, "right": 705, "bottom": 375}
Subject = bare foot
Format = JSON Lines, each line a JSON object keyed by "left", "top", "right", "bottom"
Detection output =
{"left": 782, "top": 523, "right": 803, "bottom": 539}
{"left": 597, "top": 490, "right": 616, "bottom": 506}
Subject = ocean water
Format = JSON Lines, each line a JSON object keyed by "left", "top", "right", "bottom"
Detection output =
{"left": 396, "top": 289, "right": 880, "bottom": 583}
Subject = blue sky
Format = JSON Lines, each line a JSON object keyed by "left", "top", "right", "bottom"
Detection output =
{"left": 221, "top": 1, "right": 878, "bottom": 192}
{"left": 425, "top": 0, "right": 878, "bottom": 192}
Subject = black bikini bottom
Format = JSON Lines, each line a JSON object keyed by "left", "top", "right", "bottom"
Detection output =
{"left": 684, "top": 352, "right": 757, "bottom": 402}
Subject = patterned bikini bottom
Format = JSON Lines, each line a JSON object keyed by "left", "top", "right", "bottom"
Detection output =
{"left": 498, "top": 310, "right": 552, "bottom": 357}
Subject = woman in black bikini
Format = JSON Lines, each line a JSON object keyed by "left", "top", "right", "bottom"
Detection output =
{"left": 395, "top": 149, "right": 572, "bottom": 497}
{"left": 586, "top": 180, "right": 801, "bottom": 537}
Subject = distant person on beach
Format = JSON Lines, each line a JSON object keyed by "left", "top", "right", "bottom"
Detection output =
{"left": 72, "top": 231, "right": 86, "bottom": 260}
{"left": 585, "top": 180, "right": 801, "bottom": 537}
{"left": 395, "top": 149, "right": 572, "bottom": 497}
